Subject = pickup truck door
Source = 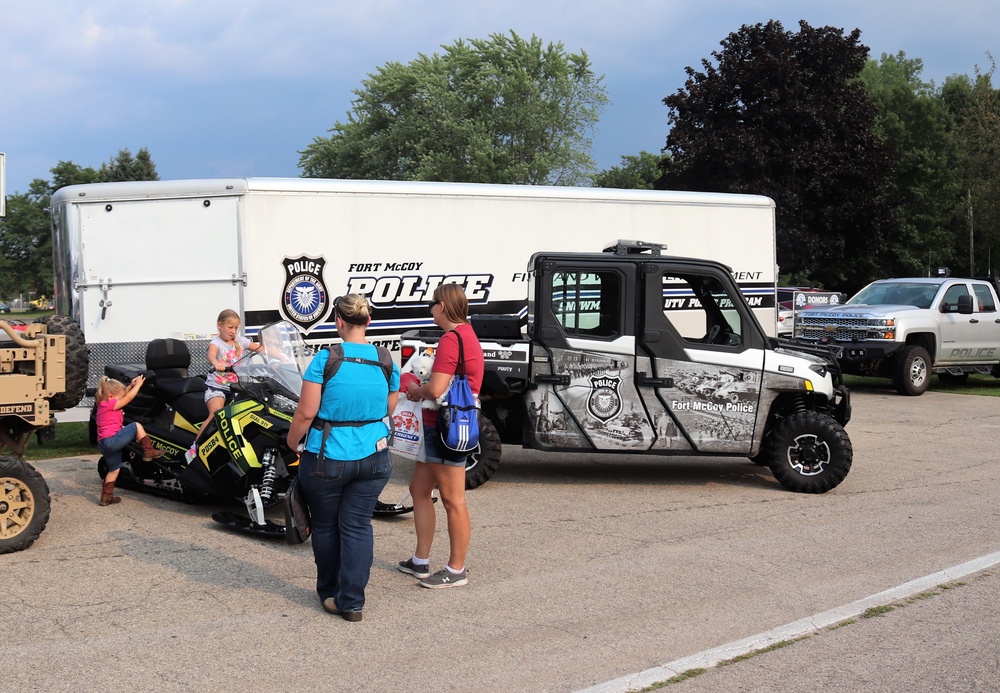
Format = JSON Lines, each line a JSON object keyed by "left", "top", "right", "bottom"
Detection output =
{"left": 937, "top": 282, "right": 1000, "bottom": 364}
{"left": 525, "top": 259, "right": 658, "bottom": 451}
{"left": 635, "top": 262, "right": 768, "bottom": 455}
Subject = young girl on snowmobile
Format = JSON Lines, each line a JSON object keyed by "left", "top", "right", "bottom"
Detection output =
{"left": 95, "top": 375, "right": 166, "bottom": 506}
{"left": 188, "top": 309, "right": 261, "bottom": 459}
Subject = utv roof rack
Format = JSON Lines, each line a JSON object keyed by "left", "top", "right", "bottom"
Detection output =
{"left": 603, "top": 239, "right": 667, "bottom": 256}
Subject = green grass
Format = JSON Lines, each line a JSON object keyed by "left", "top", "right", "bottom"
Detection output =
{"left": 21, "top": 422, "right": 97, "bottom": 461}
{"left": 844, "top": 373, "right": 1000, "bottom": 397}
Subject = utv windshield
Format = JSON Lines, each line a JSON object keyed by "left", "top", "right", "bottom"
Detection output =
{"left": 847, "top": 281, "right": 942, "bottom": 309}
{"left": 234, "top": 321, "right": 312, "bottom": 397}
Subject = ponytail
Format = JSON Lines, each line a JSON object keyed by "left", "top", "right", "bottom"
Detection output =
{"left": 97, "top": 375, "right": 125, "bottom": 402}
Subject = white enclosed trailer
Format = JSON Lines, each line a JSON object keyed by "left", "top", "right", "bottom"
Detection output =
{"left": 49, "top": 178, "right": 777, "bottom": 384}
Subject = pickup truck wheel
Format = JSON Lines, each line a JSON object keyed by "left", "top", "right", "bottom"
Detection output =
{"left": 465, "top": 417, "right": 502, "bottom": 490}
{"left": 767, "top": 411, "right": 852, "bottom": 493}
{"left": 0, "top": 456, "right": 51, "bottom": 553}
{"left": 892, "top": 345, "right": 931, "bottom": 396}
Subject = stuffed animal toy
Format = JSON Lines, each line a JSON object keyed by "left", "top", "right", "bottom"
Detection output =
{"left": 399, "top": 352, "right": 446, "bottom": 410}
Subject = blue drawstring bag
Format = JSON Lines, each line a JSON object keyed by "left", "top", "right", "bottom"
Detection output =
{"left": 436, "top": 330, "right": 480, "bottom": 454}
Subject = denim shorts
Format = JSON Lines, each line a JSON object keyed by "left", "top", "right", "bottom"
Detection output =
{"left": 97, "top": 422, "right": 139, "bottom": 472}
{"left": 205, "top": 387, "right": 227, "bottom": 403}
{"left": 423, "top": 431, "right": 469, "bottom": 468}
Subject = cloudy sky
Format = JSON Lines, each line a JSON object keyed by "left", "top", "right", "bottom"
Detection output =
{"left": 2, "top": 0, "right": 997, "bottom": 195}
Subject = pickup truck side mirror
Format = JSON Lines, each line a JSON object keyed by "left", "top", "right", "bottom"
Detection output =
{"left": 942, "top": 294, "right": 974, "bottom": 314}
{"left": 957, "top": 294, "right": 974, "bottom": 314}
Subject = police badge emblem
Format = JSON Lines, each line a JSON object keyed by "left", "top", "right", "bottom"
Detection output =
{"left": 587, "top": 374, "right": 623, "bottom": 422}
{"left": 279, "top": 255, "right": 332, "bottom": 334}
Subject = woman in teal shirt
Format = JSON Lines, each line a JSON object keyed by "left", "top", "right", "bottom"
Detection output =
{"left": 287, "top": 294, "right": 400, "bottom": 622}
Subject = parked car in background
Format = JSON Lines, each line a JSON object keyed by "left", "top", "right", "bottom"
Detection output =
{"left": 0, "top": 302, "right": 10, "bottom": 313}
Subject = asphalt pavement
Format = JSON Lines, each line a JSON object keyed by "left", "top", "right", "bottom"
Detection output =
{"left": 9, "top": 387, "right": 1000, "bottom": 692}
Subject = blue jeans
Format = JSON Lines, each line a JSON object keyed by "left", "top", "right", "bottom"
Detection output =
{"left": 97, "top": 422, "right": 139, "bottom": 472}
{"left": 297, "top": 448, "right": 392, "bottom": 612}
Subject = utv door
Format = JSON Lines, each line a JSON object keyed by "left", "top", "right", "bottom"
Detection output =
{"left": 525, "top": 259, "right": 659, "bottom": 451}
{"left": 636, "top": 263, "right": 768, "bottom": 454}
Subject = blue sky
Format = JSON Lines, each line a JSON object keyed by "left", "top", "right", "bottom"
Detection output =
{"left": 2, "top": 0, "right": 997, "bottom": 195}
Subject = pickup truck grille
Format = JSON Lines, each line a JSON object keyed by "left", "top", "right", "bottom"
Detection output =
{"left": 798, "top": 316, "right": 870, "bottom": 328}
{"left": 798, "top": 327, "right": 866, "bottom": 341}
{"left": 796, "top": 316, "right": 890, "bottom": 342}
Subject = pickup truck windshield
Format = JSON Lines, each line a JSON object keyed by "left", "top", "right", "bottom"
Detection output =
{"left": 847, "top": 281, "right": 943, "bottom": 309}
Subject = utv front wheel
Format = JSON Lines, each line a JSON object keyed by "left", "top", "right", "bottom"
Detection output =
{"left": 0, "top": 456, "right": 52, "bottom": 553}
{"left": 767, "top": 411, "right": 852, "bottom": 494}
{"left": 892, "top": 345, "right": 931, "bottom": 396}
{"left": 465, "top": 417, "right": 502, "bottom": 490}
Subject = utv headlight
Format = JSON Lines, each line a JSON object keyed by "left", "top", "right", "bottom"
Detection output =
{"left": 809, "top": 363, "right": 828, "bottom": 378}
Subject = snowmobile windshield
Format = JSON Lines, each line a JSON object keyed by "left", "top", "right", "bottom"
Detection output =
{"left": 234, "top": 321, "right": 311, "bottom": 398}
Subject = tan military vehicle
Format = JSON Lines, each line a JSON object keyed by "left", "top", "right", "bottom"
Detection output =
{"left": 0, "top": 316, "right": 87, "bottom": 553}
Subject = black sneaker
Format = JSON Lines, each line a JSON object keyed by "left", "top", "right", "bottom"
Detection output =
{"left": 398, "top": 558, "right": 431, "bottom": 579}
{"left": 419, "top": 567, "right": 468, "bottom": 589}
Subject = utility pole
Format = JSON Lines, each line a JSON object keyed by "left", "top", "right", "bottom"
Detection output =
{"left": 968, "top": 188, "right": 974, "bottom": 275}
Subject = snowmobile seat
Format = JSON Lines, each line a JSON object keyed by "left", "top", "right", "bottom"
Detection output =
{"left": 146, "top": 338, "right": 192, "bottom": 379}
{"left": 145, "top": 338, "right": 207, "bottom": 404}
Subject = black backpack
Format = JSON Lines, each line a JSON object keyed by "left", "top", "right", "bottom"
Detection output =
{"left": 309, "top": 344, "right": 394, "bottom": 461}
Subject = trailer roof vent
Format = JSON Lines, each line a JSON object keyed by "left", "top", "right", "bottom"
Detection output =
{"left": 603, "top": 239, "right": 666, "bottom": 256}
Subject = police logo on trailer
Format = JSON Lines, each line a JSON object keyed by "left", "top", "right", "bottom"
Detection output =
{"left": 280, "top": 255, "right": 332, "bottom": 334}
{"left": 587, "top": 375, "right": 623, "bottom": 422}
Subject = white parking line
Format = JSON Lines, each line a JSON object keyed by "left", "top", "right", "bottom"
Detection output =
{"left": 578, "top": 550, "right": 1000, "bottom": 693}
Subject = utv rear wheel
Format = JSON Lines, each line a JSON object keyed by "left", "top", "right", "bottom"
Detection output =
{"left": 767, "top": 411, "right": 852, "bottom": 493}
{"left": 36, "top": 315, "right": 89, "bottom": 411}
{"left": 0, "top": 455, "right": 51, "bottom": 553}
{"left": 465, "top": 417, "right": 502, "bottom": 490}
{"left": 892, "top": 345, "right": 931, "bottom": 396}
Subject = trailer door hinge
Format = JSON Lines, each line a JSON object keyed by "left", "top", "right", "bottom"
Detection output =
{"left": 233, "top": 272, "right": 247, "bottom": 287}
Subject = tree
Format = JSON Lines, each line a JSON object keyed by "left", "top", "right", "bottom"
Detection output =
{"left": 657, "top": 20, "right": 892, "bottom": 291}
{"left": 861, "top": 52, "right": 964, "bottom": 275}
{"left": 299, "top": 31, "right": 609, "bottom": 185}
{"left": 942, "top": 58, "right": 1000, "bottom": 275}
{"left": 592, "top": 152, "right": 664, "bottom": 189}
{"left": 96, "top": 147, "right": 160, "bottom": 183}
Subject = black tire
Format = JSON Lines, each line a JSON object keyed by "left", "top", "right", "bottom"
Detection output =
{"left": 35, "top": 315, "right": 89, "bottom": 410}
{"left": 0, "top": 455, "right": 52, "bottom": 553}
{"left": 766, "top": 411, "right": 852, "bottom": 493}
{"left": 465, "top": 417, "right": 502, "bottom": 490}
{"left": 892, "top": 345, "right": 931, "bottom": 396}
{"left": 937, "top": 372, "right": 969, "bottom": 385}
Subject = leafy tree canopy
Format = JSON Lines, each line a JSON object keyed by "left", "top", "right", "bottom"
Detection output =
{"left": 592, "top": 151, "right": 664, "bottom": 190}
{"left": 861, "top": 52, "right": 964, "bottom": 276}
{"left": 657, "top": 20, "right": 892, "bottom": 291}
{"left": 299, "top": 31, "right": 609, "bottom": 185}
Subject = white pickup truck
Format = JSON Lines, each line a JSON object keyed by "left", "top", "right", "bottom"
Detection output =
{"left": 793, "top": 272, "right": 1000, "bottom": 395}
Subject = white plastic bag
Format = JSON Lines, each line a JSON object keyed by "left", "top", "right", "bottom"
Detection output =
{"left": 390, "top": 397, "right": 425, "bottom": 461}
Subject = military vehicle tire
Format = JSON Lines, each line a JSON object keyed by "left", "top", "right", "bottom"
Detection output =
{"left": 35, "top": 315, "right": 89, "bottom": 411}
{"left": 0, "top": 455, "right": 51, "bottom": 553}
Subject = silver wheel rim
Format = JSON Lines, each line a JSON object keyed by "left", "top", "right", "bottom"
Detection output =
{"left": 910, "top": 357, "right": 928, "bottom": 387}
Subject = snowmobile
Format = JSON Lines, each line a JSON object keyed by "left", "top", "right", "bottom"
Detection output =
{"left": 97, "top": 321, "right": 413, "bottom": 538}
